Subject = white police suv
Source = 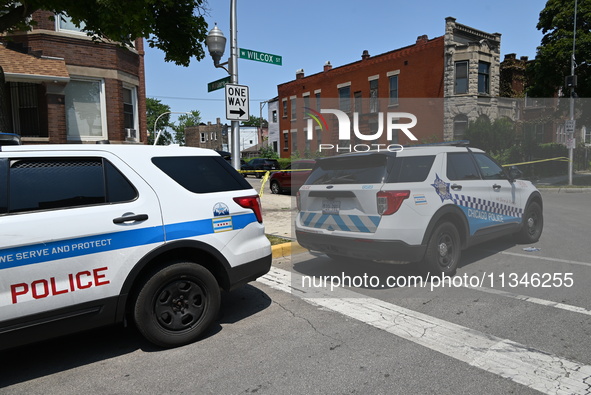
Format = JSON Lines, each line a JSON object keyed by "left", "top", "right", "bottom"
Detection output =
{"left": 0, "top": 144, "right": 271, "bottom": 349}
{"left": 295, "top": 145, "right": 543, "bottom": 276}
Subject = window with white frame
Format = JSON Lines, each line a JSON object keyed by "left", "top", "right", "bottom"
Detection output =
{"left": 290, "top": 97, "right": 296, "bottom": 120}
{"left": 65, "top": 78, "right": 107, "bottom": 140}
{"left": 478, "top": 62, "right": 490, "bottom": 94}
{"left": 338, "top": 84, "right": 351, "bottom": 112}
{"left": 56, "top": 14, "right": 86, "bottom": 34}
{"left": 282, "top": 99, "right": 288, "bottom": 118}
{"left": 369, "top": 77, "right": 379, "bottom": 113}
{"left": 388, "top": 73, "right": 399, "bottom": 105}
{"left": 122, "top": 86, "right": 137, "bottom": 132}
{"left": 200, "top": 133, "right": 206, "bottom": 143}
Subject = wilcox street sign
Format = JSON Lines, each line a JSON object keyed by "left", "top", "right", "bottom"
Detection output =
{"left": 239, "top": 48, "right": 282, "bottom": 66}
{"left": 225, "top": 84, "right": 249, "bottom": 121}
{"left": 208, "top": 76, "right": 231, "bottom": 92}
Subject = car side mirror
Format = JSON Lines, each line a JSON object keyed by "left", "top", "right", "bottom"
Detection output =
{"left": 507, "top": 166, "right": 523, "bottom": 181}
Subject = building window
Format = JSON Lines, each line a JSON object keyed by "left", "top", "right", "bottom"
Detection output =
{"left": 315, "top": 92, "right": 321, "bottom": 111}
{"left": 272, "top": 110, "right": 277, "bottom": 123}
{"left": 282, "top": 99, "right": 287, "bottom": 118}
{"left": 9, "top": 82, "right": 42, "bottom": 137}
{"left": 389, "top": 75, "right": 399, "bottom": 105}
{"left": 478, "top": 62, "right": 490, "bottom": 94}
{"left": 455, "top": 61, "right": 468, "bottom": 94}
{"left": 453, "top": 114, "right": 469, "bottom": 139}
{"left": 291, "top": 131, "right": 297, "bottom": 152}
{"left": 290, "top": 97, "right": 296, "bottom": 120}
{"left": 316, "top": 127, "right": 322, "bottom": 149}
{"left": 354, "top": 91, "right": 362, "bottom": 113}
{"left": 338, "top": 85, "right": 350, "bottom": 112}
{"left": 370, "top": 79, "right": 379, "bottom": 113}
{"left": 65, "top": 78, "right": 106, "bottom": 140}
{"left": 283, "top": 131, "right": 288, "bottom": 151}
{"left": 122, "top": 86, "right": 137, "bottom": 132}
{"left": 200, "top": 133, "right": 206, "bottom": 143}
{"left": 56, "top": 14, "right": 86, "bottom": 34}
{"left": 303, "top": 95, "right": 310, "bottom": 118}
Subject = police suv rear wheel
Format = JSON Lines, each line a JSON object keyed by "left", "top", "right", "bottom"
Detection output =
{"left": 134, "top": 262, "right": 220, "bottom": 348}
{"left": 421, "top": 222, "right": 460, "bottom": 277}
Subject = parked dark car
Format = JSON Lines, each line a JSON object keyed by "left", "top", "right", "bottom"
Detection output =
{"left": 269, "top": 159, "right": 315, "bottom": 194}
{"left": 242, "top": 158, "right": 280, "bottom": 178}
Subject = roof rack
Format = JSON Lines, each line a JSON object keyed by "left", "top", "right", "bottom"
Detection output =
{"left": 0, "top": 133, "right": 21, "bottom": 146}
{"left": 404, "top": 140, "right": 470, "bottom": 148}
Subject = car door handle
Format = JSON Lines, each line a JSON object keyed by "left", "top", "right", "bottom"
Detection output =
{"left": 451, "top": 184, "right": 462, "bottom": 191}
{"left": 113, "top": 214, "right": 149, "bottom": 224}
{"left": 492, "top": 184, "right": 501, "bottom": 191}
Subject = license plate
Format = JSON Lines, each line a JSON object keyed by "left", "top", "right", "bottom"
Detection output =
{"left": 322, "top": 199, "right": 340, "bottom": 215}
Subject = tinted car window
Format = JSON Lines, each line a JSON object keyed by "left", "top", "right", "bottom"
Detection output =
{"left": 387, "top": 155, "right": 435, "bottom": 183}
{"left": 0, "top": 159, "right": 7, "bottom": 214}
{"left": 473, "top": 153, "right": 507, "bottom": 180}
{"left": 105, "top": 160, "right": 138, "bottom": 202}
{"left": 153, "top": 156, "right": 251, "bottom": 193}
{"left": 447, "top": 153, "right": 480, "bottom": 181}
{"left": 306, "top": 154, "right": 388, "bottom": 185}
{"left": 9, "top": 158, "right": 106, "bottom": 213}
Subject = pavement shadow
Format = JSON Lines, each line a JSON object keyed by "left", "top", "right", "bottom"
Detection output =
{"left": 0, "top": 284, "right": 271, "bottom": 388}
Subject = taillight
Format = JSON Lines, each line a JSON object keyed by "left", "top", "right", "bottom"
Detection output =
{"left": 296, "top": 190, "right": 301, "bottom": 211}
{"left": 233, "top": 195, "right": 263, "bottom": 223}
{"left": 377, "top": 190, "right": 410, "bottom": 215}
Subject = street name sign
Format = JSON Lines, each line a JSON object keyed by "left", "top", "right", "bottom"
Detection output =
{"left": 225, "top": 84, "right": 249, "bottom": 121}
{"left": 239, "top": 48, "right": 282, "bottom": 66}
{"left": 208, "top": 76, "right": 231, "bottom": 92}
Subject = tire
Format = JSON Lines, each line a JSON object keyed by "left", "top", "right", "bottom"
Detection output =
{"left": 420, "top": 222, "right": 461, "bottom": 277}
{"left": 256, "top": 172, "right": 263, "bottom": 179}
{"left": 270, "top": 181, "right": 281, "bottom": 194}
{"left": 515, "top": 202, "right": 543, "bottom": 244}
{"left": 133, "top": 262, "right": 220, "bottom": 348}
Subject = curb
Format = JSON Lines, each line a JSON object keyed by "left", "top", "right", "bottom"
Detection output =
{"left": 271, "top": 242, "right": 308, "bottom": 258}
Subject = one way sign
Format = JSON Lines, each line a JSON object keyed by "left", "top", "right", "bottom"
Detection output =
{"left": 225, "top": 84, "right": 249, "bottom": 121}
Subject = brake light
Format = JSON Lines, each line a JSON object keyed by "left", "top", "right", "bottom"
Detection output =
{"left": 233, "top": 195, "right": 263, "bottom": 223}
{"left": 377, "top": 190, "right": 410, "bottom": 215}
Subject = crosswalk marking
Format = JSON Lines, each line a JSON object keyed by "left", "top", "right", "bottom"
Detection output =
{"left": 258, "top": 267, "right": 591, "bottom": 395}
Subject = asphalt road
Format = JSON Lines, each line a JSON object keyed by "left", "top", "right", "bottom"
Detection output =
{"left": 1, "top": 189, "right": 590, "bottom": 395}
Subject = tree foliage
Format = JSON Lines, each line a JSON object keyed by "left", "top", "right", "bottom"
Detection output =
{"left": 0, "top": 0, "right": 209, "bottom": 66}
{"left": 146, "top": 97, "right": 172, "bottom": 145}
{"left": 527, "top": 0, "right": 591, "bottom": 98}
{"left": 464, "top": 117, "right": 516, "bottom": 155}
{"left": 172, "top": 110, "right": 201, "bottom": 146}
{"left": 241, "top": 115, "right": 268, "bottom": 127}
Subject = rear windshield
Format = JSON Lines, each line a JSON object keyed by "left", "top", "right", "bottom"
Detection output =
{"left": 305, "top": 154, "right": 435, "bottom": 185}
{"left": 152, "top": 156, "right": 251, "bottom": 193}
{"left": 305, "top": 154, "right": 389, "bottom": 185}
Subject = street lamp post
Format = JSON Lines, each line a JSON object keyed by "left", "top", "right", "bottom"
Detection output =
{"left": 205, "top": 0, "right": 241, "bottom": 170}
{"left": 153, "top": 111, "right": 191, "bottom": 145}
{"left": 567, "top": 0, "right": 578, "bottom": 186}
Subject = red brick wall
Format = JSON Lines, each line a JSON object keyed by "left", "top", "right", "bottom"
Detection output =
{"left": 277, "top": 37, "right": 445, "bottom": 157}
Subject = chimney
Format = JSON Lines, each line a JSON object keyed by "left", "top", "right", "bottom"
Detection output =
{"left": 416, "top": 35, "right": 428, "bottom": 44}
{"left": 520, "top": 56, "right": 529, "bottom": 62}
{"left": 324, "top": 61, "right": 332, "bottom": 72}
{"left": 361, "top": 50, "right": 370, "bottom": 60}
{"left": 296, "top": 68, "right": 304, "bottom": 79}
{"left": 504, "top": 53, "right": 516, "bottom": 61}
{"left": 216, "top": 117, "right": 221, "bottom": 124}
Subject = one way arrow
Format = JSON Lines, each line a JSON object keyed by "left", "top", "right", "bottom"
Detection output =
{"left": 230, "top": 108, "right": 245, "bottom": 117}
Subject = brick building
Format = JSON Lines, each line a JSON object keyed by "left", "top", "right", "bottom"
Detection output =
{"left": 0, "top": 11, "right": 146, "bottom": 144}
{"left": 277, "top": 17, "right": 509, "bottom": 157}
{"left": 185, "top": 118, "right": 227, "bottom": 151}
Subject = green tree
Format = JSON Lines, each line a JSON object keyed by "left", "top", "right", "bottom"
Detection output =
{"left": 527, "top": 0, "right": 591, "bottom": 98}
{"left": 172, "top": 110, "right": 201, "bottom": 146}
{"left": 0, "top": 0, "right": 209, "bottom": 66}
{"left": 464, "top": 117, "right": 516, "bottom": 155}
{"left": 241, "top": 116, "right": 268, "bottom": 128}
{"left": 146, "top": 98, "right": 172, "bottom": 145}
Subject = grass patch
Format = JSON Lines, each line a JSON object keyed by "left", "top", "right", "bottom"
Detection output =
{"left": 266, "top": 235, "right": 292, "bottom": 245}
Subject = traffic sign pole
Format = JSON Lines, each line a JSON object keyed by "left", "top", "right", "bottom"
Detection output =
{"left": 229, "top": 0, "right": 240, "bottom": 170}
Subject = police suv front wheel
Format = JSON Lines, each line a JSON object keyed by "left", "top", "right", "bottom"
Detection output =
{"left": 421, "top": 222, "right": 461, "bottom": 277}
{"left": 133, "top": 262, "right": 220, "bottom": 348}
{"left": 515, "top": 202, "right": 543, "bottom": 244}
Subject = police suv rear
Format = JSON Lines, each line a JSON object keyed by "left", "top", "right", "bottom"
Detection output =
{"left": 0, "top": 144, "right": 271, "bottom": 349}
{"left": 295, "top": 145, "right": 543, "bottom": 275}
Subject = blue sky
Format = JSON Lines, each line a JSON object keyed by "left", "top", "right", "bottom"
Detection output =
{"left": 144, "top": 0, "right": 549, "bottom": 127}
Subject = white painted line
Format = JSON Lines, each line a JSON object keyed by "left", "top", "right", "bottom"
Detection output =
{"left": 258, "top": 267, "right": 591, "bottom": 395}
{"left": 464, "top": 285, "right": 591, "bottom": 317}
{"left": 484, "top": 249, "right": 591, "bottom": 268}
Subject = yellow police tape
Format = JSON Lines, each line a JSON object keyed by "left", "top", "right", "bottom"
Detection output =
{"left": 502, "top": 157, "right": 571, "bottom": 167}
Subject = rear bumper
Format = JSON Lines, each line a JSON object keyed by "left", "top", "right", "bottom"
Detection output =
{"left": 296, "top": 230, "right": 426, "bottom": 262}
{"left": 227, "top": 253, "right": 272, "bottom": 291}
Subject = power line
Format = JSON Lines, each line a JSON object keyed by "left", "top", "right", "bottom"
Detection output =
{"left": 148, "top": 95, "right": 269, "bottom": 102}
